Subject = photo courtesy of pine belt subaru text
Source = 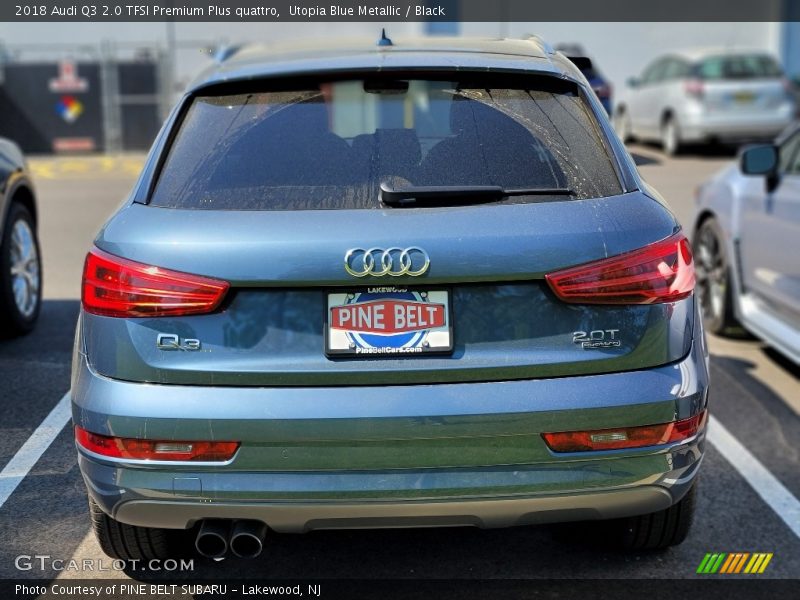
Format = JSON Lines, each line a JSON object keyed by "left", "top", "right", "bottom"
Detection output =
{"left": 70, "top": 34, "right": 709, "bottom": 561}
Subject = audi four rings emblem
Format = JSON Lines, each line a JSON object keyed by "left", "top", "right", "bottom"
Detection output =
{"left": 344, "top": 247, "right": 430, "bottom": 277}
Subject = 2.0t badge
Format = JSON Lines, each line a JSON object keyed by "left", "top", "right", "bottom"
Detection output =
{"left": 573, "top": 329, "right": 621, "bottom": 349}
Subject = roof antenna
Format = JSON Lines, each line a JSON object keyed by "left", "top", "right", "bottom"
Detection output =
{"left": 377, "top": 28, "right": 393, "bottom": 47}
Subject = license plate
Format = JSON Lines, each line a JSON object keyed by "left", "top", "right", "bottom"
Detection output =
{"left": 326, "top": 287, "right": 452, "bottom": 356}
{"left": 731, "top": 91, "right": 756, "bottom": 103}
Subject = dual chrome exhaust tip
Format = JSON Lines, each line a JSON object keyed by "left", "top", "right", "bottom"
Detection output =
{"left": 195, "top": 519, "right": 268, "bottom": 559}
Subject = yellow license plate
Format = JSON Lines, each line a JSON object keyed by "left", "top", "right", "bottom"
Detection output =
{"left": 732, "top": 91, "right": 756, "bottom": 103}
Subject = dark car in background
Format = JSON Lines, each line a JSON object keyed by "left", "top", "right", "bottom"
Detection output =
{"left": 556, "top": 44, "right": 613, "bottom": 114}
{"left": 71, "top": 36, "right": 708, "bottom": 562}
{"left": 0, "top": 138, "right": 41, "bottom": 337}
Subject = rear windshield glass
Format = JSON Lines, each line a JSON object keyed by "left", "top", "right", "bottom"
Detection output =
{"left": 150, "top": 77, "right": 622, "bottom": 210}
{"left": 694, "top": 55, "right": 783, "bottom": 80}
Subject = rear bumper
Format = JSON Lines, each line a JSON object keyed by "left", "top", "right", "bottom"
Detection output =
{"left": 110, "top": 486, "right": 676, "bottom": 532}
{"left": 72, "top": 313, "right": 709, "bottom": 532}
{"left": 679, "top": 105, "right": 794, "bottom": 143}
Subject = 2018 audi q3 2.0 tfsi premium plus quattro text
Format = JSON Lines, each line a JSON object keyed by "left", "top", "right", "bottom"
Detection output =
{"left": 71, "top": 36, "right": 709, "bottom": 561}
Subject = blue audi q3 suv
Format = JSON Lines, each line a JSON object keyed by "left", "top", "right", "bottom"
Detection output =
{"left": 71, "top": 35, "right": 709, "bottom": 561}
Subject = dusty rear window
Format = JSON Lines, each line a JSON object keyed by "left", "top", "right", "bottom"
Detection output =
{"left": 150, "top": 77, "right": 622, "bottom": 210}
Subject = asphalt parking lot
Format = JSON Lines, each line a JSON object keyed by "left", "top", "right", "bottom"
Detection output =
{"left": 0, "top": 147, "right": 798, "bottom": 593}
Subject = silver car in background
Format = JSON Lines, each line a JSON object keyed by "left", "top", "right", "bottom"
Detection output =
{"left": 693, "top": 122, "right": 800, "bottom": 364}
{"left": 615, "top": 50, "right": 796, "bottom": 155}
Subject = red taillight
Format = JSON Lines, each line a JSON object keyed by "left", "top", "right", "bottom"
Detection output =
{"left": 684, "top": 78, "right": 705, "bottom": 99}
{"left": 542, "top": 411, "right": 707, "bottom": 453}
{"left": 545, "top": 233, "right": 695, "bottom": 305}
{"left": 82, "top": 247, "right": 229, "bottom": 317}
{"left": 75, "top": 426, "right": 239, "bottom": 462}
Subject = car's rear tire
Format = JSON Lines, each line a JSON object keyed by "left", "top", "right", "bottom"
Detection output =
{"left": 0, "top": 202, "right": 42, "bottom": 337}
{"left": 695, "top": 218, "right": 738, "bottom": 334}
{"left": 618, "top": 483, "right": 696, "bottom": 550}
{"left": 89, "top": 496, "right": 191, "bottom": 561}
{"left": 661, "top": 116, "right": 682, "bottom": 156}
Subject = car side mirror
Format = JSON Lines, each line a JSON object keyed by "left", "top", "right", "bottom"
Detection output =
{"left": 626, "top": 77, "right": 640, "bottom": 88}
{"left": 740, "top": 144, "right": 779, "bottom": 192}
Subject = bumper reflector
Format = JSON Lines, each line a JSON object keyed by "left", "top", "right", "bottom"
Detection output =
{"left": 75, "top": 426, "right": 239, "bottom": 462}
{"left": 542, "top": 410, "right": 707, "bottom": 452}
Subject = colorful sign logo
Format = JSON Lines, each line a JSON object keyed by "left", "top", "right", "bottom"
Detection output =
{"left": 56, "top": 96, "right": 83, "bottom": 124}
{"left": 697, "top": 552, "right": 773, "bottom": 574}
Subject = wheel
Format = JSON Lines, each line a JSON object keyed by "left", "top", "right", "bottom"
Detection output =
{"left": 618, "top": 483, "right": 697, "bottom": 550}
{"left": 695, "top": 218, "right": 738, "bottom": 334}
{"left": 661, "top": 117, "right": 681, "bottom": 156}
{"left": 613, "top": 107, "right": 632, "bottom": 143}
{"left": 89, "top": 496, "right": 191, "bottom": 561}
{"left": 0, "top": 202, "right": 42, "bottom": 337}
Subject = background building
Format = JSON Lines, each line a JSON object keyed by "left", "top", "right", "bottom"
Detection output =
{"left": 0, "top": 20, "right": 797, "bottom": 152}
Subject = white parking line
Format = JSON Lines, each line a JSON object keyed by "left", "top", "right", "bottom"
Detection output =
{"left": 708, "top": 415, "right": 800, "bottom": 539}
{"left": 0, "top": 391, "right": 71, "bottom": 510}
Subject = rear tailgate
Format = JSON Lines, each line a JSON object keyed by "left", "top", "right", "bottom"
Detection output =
{"left": 81, "top": 192, "right": 694, "bottom": 386}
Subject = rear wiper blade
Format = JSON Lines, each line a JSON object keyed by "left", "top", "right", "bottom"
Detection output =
{"left": 380, "top": 183, "right": 573, "bottom": 206}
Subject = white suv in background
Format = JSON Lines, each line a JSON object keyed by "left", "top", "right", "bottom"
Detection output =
{"left": 615, "top": 50, "right": 796, "bottom": 155}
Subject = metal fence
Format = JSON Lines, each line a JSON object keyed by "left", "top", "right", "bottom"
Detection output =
{"left": 0, "top": 40, "right": 193, "bottom": 153}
